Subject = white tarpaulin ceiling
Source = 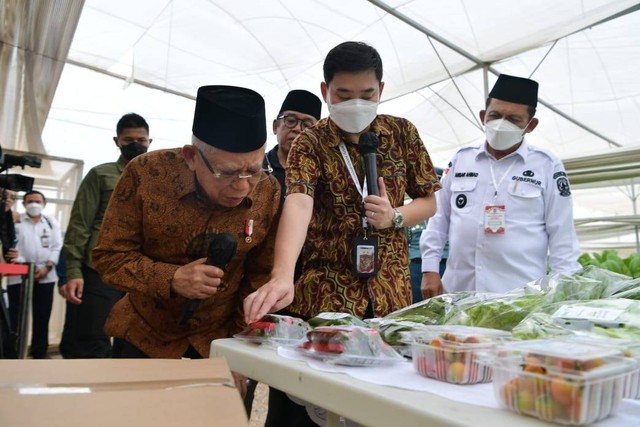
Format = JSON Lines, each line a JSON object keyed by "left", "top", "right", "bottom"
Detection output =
{"left": 11, "top": 0, "right": 640, "bottom": 250}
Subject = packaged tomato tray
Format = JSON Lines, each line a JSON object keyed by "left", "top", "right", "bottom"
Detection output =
{"left": 234, "top": 314, "right": 309, "bottom": 346}
{"left": 295, "top": 326, "right": 404, "bottom": 366}
{"left": 406, "top": 325, "right": 511, "bottom": 384}
{"left": 556, "top": 334, "right": 640, "bottom": 400}
{"left": 492, "top": 339, "right": 637, "bottom": 425}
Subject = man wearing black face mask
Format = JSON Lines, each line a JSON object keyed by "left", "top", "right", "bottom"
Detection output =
{"left": 60, "top": 112, "right": 152, "bottom": 358}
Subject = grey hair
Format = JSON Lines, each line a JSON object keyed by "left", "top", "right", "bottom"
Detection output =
{"left": 191, "top": 135, "right": 214, "bottom": 154}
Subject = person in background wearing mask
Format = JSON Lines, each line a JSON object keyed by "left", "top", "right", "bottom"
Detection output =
{"left": 7, "top": 191, "right": 62, "bottom": 358}
{"left": 245, "top": 41, "right": 440, "bottom": 328}
{"left": 420, "top": 74, "right": 581, "bottom": 298}
{"left": 60, "top": 113, "right": 152, "bottom": 358}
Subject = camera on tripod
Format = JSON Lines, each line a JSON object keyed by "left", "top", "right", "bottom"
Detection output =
{"left": 0, "top": 144, "right": 42, "bottom": 358}
{"left": 0, "top": 146, "right": 42, "bottom": 192}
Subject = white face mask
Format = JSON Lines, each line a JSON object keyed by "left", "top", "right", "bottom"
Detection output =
{"left": 484, "top": 118, "right": 528, "bottom": 151}
{"left": 327, "top": 94, "right": 379, "bottom": 134}
{"left": 26, "top": 202, "right": 43, "bottom": 217}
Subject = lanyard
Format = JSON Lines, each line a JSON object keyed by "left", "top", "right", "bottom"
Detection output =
{"left": 339, "top": 142, "right": 370, "bottom": 231}
{"left": 339, "top": 142, "right": 367, "bottom": 199}
{"left": 489, "top": 159, "right": 516, "bottom": 199}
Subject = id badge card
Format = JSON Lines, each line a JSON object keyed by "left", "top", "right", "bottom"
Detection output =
{"left": 352, "top": 235, "right": 379, "bottom": 277}
{"left": 484, "top": 204, "right": 506, "bottom": 234}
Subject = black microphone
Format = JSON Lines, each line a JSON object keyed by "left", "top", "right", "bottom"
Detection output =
{"left": 177, "top": 232, "right": 237, "bottom": 326}
{"left": 358, "top": 132, "right": 380, "bottom": 196}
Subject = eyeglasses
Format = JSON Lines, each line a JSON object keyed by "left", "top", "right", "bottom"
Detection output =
{"left": 196, "top": 148, "right": 272, "bottom": 185}
{"left": 278, "top": 114, "right": 316, "bottom": 131}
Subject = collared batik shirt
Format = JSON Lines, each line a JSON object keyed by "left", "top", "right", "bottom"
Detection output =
{"left": 93, "top": 148, "right": 280, "bottom": 358}
{"left": 286, "top": 115, "right": 441, "bottom": 318}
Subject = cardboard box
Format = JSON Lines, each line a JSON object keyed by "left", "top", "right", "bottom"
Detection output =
{"left": 0, "top": 358, "right": 248, "bottom": 427}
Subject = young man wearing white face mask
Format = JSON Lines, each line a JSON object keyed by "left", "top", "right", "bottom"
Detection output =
{"left": 245, "top": 41, "right": 441, "bottom": 328}
{"left": 7, "top": 190, "right": 63, "bottom": 358}
{"left": 420, "top": 74, "right": 581, "bottom": 297}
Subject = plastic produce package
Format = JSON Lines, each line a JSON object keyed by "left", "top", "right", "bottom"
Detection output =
{"left": 295, "top": 326, "right": 404, "bottom": 366}
{"left": 406, "top": 325, "right": 511, "bottom": 384}
{"left": 492, "top": 339, "right": 636, "bottom": 425}
{"left": 368, "top": 319, "right": 431, "bottom": 357}
{"left": 539, "top": 266, "right": 633, "bottom": 304}
{"left": 307, "top": 312, "right": 368, "bottom": 328}
{"left": 382, "top": 292, "right": 474, "bottom": 325}
{"left": 234, "top": 314, "right": 309, "bottom": 346}
{"left": 556, "top": 334, "right": 640, "bottom": 400}
{"left": 443, "top": 292, "right": 545, "bottom": 331}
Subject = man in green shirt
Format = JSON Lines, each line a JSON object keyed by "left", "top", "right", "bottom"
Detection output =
{"left": 60, "top": 113, "right": 152, "bottom": 358}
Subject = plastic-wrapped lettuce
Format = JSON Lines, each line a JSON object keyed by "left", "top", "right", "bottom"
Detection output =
{"left": 443, "top": 293, "right": 546, "bottom": 331}
{"left": 371, "top": 319, "right": 431, "bottom": 346}
{"left": 511, "top": 312, "right": 576, "bottom": 340}
{"left": 539, "top": 266, "right": 632, "bottom": 304}
{"left": 382, "top": 292, "right": 474, "bottom": 325}
{"left": 609, "top": 277, "right": 640, "bottom": 300}
{"left": 307, "top": 312, "right": 368, "bottom": 328}
{"left": 590, "top": 325, "right": 640, "bottom": 341}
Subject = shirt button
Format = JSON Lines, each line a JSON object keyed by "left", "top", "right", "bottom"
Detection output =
{"left": 477, "top": 266, "right": 483, "bottom": 271}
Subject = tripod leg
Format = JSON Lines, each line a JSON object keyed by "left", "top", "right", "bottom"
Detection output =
{"left": 0, "top": 284, "right": 18, "bottom": 358}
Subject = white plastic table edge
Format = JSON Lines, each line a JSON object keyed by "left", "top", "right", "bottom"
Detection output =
{"left": 210, "top": 338, "right": 559, "bottom": 427}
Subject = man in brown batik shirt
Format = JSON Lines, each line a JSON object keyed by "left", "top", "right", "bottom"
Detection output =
{"left": 92, "top": 86, "right": 280, "bottom": 371}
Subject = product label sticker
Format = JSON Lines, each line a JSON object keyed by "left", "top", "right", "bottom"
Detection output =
{"left": 552, "top": 305, "right": 623, "bottom": 323}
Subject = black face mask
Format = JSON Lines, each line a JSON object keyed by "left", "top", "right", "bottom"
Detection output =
{"left": 120, "top": 143, "right": 148, "bottom": 160}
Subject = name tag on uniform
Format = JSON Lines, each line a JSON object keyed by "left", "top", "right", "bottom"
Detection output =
{"left": 484, "top": 205, "right": 505, "bottom": 234}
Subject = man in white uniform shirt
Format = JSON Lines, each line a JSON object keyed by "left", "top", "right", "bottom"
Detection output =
{"left": 420, "top": 74, "right": 581, "bottom": 297}
{"left": 7, "top": 190, "right": 62, "bottom": 358}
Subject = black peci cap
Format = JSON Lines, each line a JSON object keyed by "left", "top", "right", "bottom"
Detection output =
{"left": 489, "top": 74, "right": 538, "bottom": 108}
{"left": 192, "top": 85, "right": 267, "bottom": 152}
{"left": 278, "top": 89, "right": 322, "bottom": 120}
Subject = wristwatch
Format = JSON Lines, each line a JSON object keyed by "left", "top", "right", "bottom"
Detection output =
{"left": 392, "top": 209, "right": 404, "bottom": 229}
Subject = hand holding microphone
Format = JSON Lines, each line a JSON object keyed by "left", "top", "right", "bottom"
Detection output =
{"left": 358, "top": 132, "right": 396, "bottom": 229}
{"left": 358, "top": 132, "right": 380, "bottom": 197}
{"left": 177, "top": 232, "right": 237, "bottom": 326}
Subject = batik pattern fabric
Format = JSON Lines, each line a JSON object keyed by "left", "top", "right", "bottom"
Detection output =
{"left": 93, "top": 148, "right": 281, "bottom": 358}
{"left": 286, "top": 115, "right": 441, "bottom": 318}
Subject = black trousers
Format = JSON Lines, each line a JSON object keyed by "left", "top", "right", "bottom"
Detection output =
{"left": 59, "top": 264, "right": 123, "bottom": 358}
{"left": 7, "top": 281, "right": 54, "bottom": 358}
{"left": 111, "top": 338, "right": 202, "bottom": 359}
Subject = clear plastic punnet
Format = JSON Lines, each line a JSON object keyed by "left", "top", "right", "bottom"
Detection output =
{"left": 234, "top": 314, "right": 309, "bottom": 346}
{"left": 405, "top": 325, "right": 511, "bottom": 384}
{"left": 294, "top": 325, "right": 404, "bottom": 366}
{"left": 556, "top": 334, "right": 640, "bottom": 400}
{"left": 492, "top": 339, "right": 636, "bottom": 425}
